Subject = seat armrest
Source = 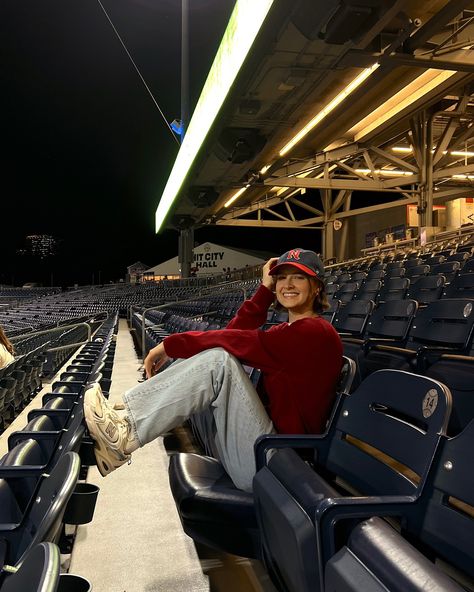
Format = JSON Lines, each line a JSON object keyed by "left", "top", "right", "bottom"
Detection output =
{"left": 255, "top": 433, "right": 329, "bottom": 471}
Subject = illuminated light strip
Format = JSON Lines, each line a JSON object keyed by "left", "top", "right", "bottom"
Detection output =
{"left": 352, "top": 69, "right": 457, "bottom": 141}
{"left": 224, "top": 186, "right": 249, "bottom": 208}
{"left": 260, "top": 164, "right": 271, "bottom": 174}
{"left": 154, "top": 0, "right": 275, "bottom": 232}
{"left": 392, "top": 147, "right": 474, "bottom": 157}
{"left": 278, "top": 63, "right": 380, "bottom": 157}
{"left": 355, "top": 168, "right": 414, "bottom": 176}
{"left": 452, "top": 174, "right": 474, "bottom": 180}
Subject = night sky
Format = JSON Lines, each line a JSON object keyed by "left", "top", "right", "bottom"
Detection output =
{"left": 1, "top": 0, "right": 318, "bottom": 287}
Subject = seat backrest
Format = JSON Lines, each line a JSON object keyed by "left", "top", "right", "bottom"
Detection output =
{"left": 0, "top": 440, "right": 45, "bottom": 510}
{"left": 413, "top": 419, "right": 474, "bottom": 579}
{"left": 408, "top": 299, "right": 474, "bottom": 352}
{"left": 425, "top": 355, "right": 474, "bottom": 436}
{"left": 366, "top": 299, "right": 417, "bottom": 341}
{"left": 444, "top": 273, "right": 474, "bottom": 299}
{"left": 2, "top": 543, "right": 60, "bottom": 592}
{"left": 321, "top": 299, "right": 340, "bottom": 324}
{"left": 378, "top": 277, "right": 410, "bottom": 302}
{"left": 11, "top": 451, "right": 80, "bottom": 565}
{"left": 406, "top": 275, "right": 445, "bottom": 305}
{"left": 461, "top": 257, "right": 474, "bottom": 274}
{"left": 386, "top": 267, "right": 406, "bottom": 279}
{"left": 431, "top": 261, "right": 460, "bottom": 283}
{"left": 325, "top": 370, "right": 452, "bottom": 496}
{"left": 404, "top": 258, "right": 423, "bottom": 269}
{"left": 405, "top": 264, "right": 430, "bottom": 280}
{"left": 333, "top": 300, "right": 374, "bottom": 336}
{"left": 354, "top": 279, "right": 381, "bottom": 301}
{"left": 336, "top": 282, "right": 360, "bottom": 303}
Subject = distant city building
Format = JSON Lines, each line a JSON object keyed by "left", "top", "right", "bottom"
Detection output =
{"left": 20, "top": 234, "right": 58, "bottom": 259}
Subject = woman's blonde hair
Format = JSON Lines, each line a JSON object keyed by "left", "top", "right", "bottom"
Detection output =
{"left": 0, "top": 326, "right": 14, "bottom": 355}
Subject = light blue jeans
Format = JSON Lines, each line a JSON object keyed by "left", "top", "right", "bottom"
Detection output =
{"left": 123, "top": 348, "right": 274, "bottom": 491}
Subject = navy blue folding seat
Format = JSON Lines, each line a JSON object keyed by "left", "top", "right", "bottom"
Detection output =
{"left": 326, "top": 284, "right": 339, "bottom": 299}
{"left": 403, "top": 257, "right": 423, "bottom": 269}
{"left": 461, "top": 257, "right": 474, "bottom": 274}
{"left": 168, "top": 358, "right": 356, "bottom": 560}
{"left": 0, "top": 542, "right": 61, "bottom": 592}
{"left": 367, "top": 262, "right": 385, "bottom": 272}
{"left": 325, "top": 517, "right": 463, "bottom": 592}
{"left": 363, "top": 299, "right": 474, "bottom": 375}
{"left": 253, "top": 370, "right": 451, "bottom": 592}
{"left": 443, "top": 272, "right": 474, "bottom": 298}
{"left": 406, "top": 275, "right": 445, "bottom": 305}
{"left": 405, "top": 264, "right": 430, "bottom": 281}
{"left": 386, "top": 266, "right": 406, "bottom": 279}
{"left": 446, "top": 252, "right": 469, "bottom": 265}
{"left": 333, "top": 300, "right": 374, "bottom": 338}
{"left": 342, "top": 299, "right": 417, "bottom": 385}
{"left": 366, "top": 268, "right": 385, "bottom": 281}
{"left": 0, "top": 451, "right": 80, "bottom": 566}
{"left": 431, "top": 261, "right": 460, "bottom": 284}
{"left": 337, "top": 273, "right": 352, "bottom": 284}
{"left": 335, "top": 282, "right": 359, "bottom": 304}
{"left": 321, "top": 299, "right": 340, "bottom": 325}
{"left": 353, "top": 279, "right": 381, "bottom": 302}
{"left": 423, "top": 254, "right": 446, "bottom": 267}
{"left": 424, "top": 355, "right": 474, "bottom": 436}
{"left": 350, "top": 271, "right": 366, "bottom": 283}
{"left": 377, "top": 277, "right": 410, "bottom": 302}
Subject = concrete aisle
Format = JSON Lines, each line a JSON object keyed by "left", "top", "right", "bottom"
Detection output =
{"left": 70, "top": 319, "right": 209, "bottom": 592}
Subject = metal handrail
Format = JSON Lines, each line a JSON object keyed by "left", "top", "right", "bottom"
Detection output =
{"left": 10, "top": 321, "right": 92, "bottom": 345}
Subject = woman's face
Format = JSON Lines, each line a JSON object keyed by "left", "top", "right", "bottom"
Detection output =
{"left": 274, "top": 265, "right": 319, "bottom": 315}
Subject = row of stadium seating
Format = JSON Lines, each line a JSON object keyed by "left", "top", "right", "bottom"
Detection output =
{"left": 119, "top": 253, "right": 474, "bottom": 590}
{"left": 0, "top": 316, "right": 118, "bottom": 590}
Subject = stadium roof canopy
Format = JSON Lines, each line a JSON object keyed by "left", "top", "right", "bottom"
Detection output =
{"left": 155, "top": 0, "right": 474, "bottom": 256}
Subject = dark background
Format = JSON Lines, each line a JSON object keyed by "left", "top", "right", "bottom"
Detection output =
{"left": 1, "top": 0, "right": 324, "bottom": 287}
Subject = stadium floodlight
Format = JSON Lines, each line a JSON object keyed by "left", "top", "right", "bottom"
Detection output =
{"left": 154, "top": 0, "right": 275, "bottom": 233}
{"left": 278, "top": 62, "right": 380, "bottom": 157}
{"left": 351, "top": 69, "right": 457, "bottom": 141}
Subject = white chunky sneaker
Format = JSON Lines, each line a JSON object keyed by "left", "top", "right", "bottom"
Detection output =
{"left": 84, "top": 383, "right": 136, "bottom": 476}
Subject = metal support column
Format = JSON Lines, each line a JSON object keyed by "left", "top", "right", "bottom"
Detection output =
{"left": 337, "top": 192, "right": 352, "bottom": 262}
{"left": 178, "top": 227, "right": 194, "bottom": 278}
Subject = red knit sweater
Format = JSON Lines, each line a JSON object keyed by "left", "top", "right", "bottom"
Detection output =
{"left": 163, "top": 285, "right": 343, "bottom": 434}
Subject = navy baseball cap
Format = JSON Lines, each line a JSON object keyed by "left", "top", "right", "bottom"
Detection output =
{"left": 269, "top": 248, "right": 325, "bottom": 279}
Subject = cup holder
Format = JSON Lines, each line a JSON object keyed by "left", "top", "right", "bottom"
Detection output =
{"left": 58, "top": 573, "right": 92, "bottom": 592}
{"left": 79, "top": 439, "right": 97, "bottom": 466}
{"left": 63, "top": 483, "right": 100, "bottom": 525}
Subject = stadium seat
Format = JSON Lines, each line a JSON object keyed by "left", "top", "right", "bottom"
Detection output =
{"left": 406, "top": 275, "right": 445, "bottom": 305}
{"left": 0, "top": 542, "right": 61, "bottom": 592}
{"left": 443, "top": 272, "right": 474, "bottom": 298}
{"left": 325, "top": 517, "right": 463, "bottom": 592}
{"left": 333, "top": 300, "right": 374, "bottom": 337}
{"left": 168, "top": 358, "right": 356, "bottom": 560}
{"left": 253, "top": 370, "right": 452, "bottom": 592}
{"left": 377, "top": 278, "right": 410, "bottom": 302}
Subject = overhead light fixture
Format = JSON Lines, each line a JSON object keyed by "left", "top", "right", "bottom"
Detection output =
{"left": 452, "top": 174, "right": 474, "bottom": 180}
{"left": 154, "top": 0, "right": 275, "bottom": 232}
{"left": 355, "top": 168, "right": 414, "bottom": 176}
{"left": 278, "top": 63, "right": 380, "bottom": 157}
{"left": 224, "top": 185, "right": 249, "bottom": 208}
{"left": 351, "top": 69, "right": 457, "bottom": 141}
{"left": 392, "top": 146, "right": 474, "bottom": 157}
{"left": 260, "top": 164, "right": 271, "bottom": 174}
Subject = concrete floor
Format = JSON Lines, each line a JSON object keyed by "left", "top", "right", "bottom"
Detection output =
{"left": 69, "top": 319, "right": 209, "bottom": 592}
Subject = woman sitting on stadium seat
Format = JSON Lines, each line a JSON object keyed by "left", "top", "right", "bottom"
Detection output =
{"left": 84, "top": 249, "right": 343, "bottom": 491}
{"left": 0, "top": 325, "right": 14, "bottom": 368}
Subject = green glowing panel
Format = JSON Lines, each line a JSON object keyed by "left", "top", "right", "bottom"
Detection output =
{"left": 155, "top": 0, "right": 275, "bottom": 233}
